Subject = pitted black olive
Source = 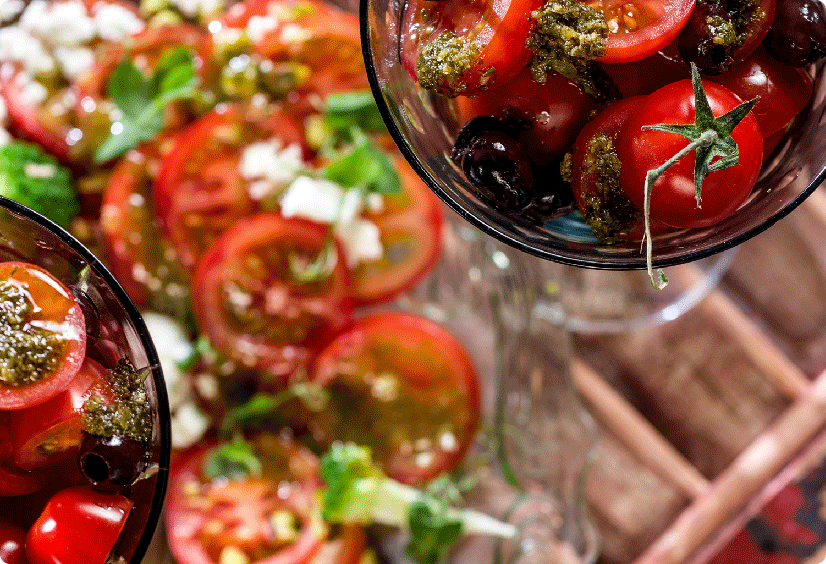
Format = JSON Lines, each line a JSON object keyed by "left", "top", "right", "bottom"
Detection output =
{"left": 678, "top": 3, "right": 737, "bottom": 74}
{"left": 764, "top": 0, "right": 826, "bottom": 66}
{"left": 451, "top": 116, "right": 510, "bottom": 163}
{"left": 454, "top": 130, "right": 535, "bottom": 212}
{"left": 79, "top": 432, "right": 147, "bottom": 492}
{"left": 524, "top": 161, "right": 577, "bottom": 221}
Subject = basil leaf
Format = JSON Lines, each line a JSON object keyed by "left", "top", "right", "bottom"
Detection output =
{"left": 323, "top": 138, "right": 400, "bottom": 195}
{"left": 108, "top": 60, "right": 151, "bottom": 118}
{"left": 324, "top": 90, "right": 386, "bottom": 134}
{"left": 93, "top": 119, "right": 150, "bottom": 163}
{"left": 151, "top": 48, "right": 196, "bottom": 94}
{"left": 406, "top": 500, "right": 463, "bottom": 564}
{"left": 202, "top": 441, "right": 262, "bottom": 481}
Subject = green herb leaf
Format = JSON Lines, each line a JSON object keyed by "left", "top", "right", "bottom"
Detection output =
{"left": 108, "top": 59, "right": 151, "bottom": 118}
{"left": 324, "top": 90, "right": 387, "bottom": 138}
{"left": 288, "top": 237, "right": 337, "bottom": 283}
{"left": 323, "top": 133, "right": 401, "bottom": 195}
{"left": 220, "top": 391, "right": 293, "bottom": 436}
{"left": 202, "top": 441, "right": 262, "bottom": 481}
{"left": 406, "top": 500, "right": 464, "bottom": 564}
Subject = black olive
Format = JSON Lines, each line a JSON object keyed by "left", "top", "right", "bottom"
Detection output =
{"left": 764, "top": 0, "right": 826, "bottom": 66}
{"left": 79, "top": 432, "right": 147, "bottom": 492}
{"left": 523, "top": 160, "right": 576, "bottom": 221}
{"left": 678, "top": 3, "right": 737, "bottom": 74}
{"left": 456, "top": 130, "right": 535, "bottom": 212}
{"left": 451, "top": 116, "right": 510, "bottom": 163}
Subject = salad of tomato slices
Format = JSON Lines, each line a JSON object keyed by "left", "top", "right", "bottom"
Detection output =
{"left": 0, "top": 0, "right": 522, "bottom": 562}
{"left": 401, "top": 0, "right": 825, "bottom": 262}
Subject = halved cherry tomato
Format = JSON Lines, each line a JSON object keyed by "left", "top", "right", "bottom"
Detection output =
{"left": 351, "top": 158, "right": 443, "bottom": 306}
{"left": 165, "top": 436, "right": 365, "bottom": 564}
{"left": 9, "top": 358, "right": 110, "bottom": 470}
{"left": 192, "top": 213, "right": 353, "bottom": 378}
{"left": 0, "top": 412, "right": 48, "bottom": 497}
{"left": 25, "top": 486, "right": 133, "bottom": 564}
{"left": 100, "top": 136, "right": 190, "bottom": 311}
{"left": 400, "top": 0, "right": 543, "bottom": 97}
{"left": 0, "top": 262, "right": 86, "bottom": 410}
{"left": 0, "top": 517, "right": 26, "bottom": 564}
{"left": 154, "top": 105, "right": 305, "bottom": 270}
{"left": 454, "top": 67, "right": 595, "bottom": 165}
{"left": 310, "top": 312, "right": 480, "bottom": 485}
{"left": 616, "top": 79, "right": 762, "bottom": 228}
{"left": 588, "top": 0, "right": 696, "bottom": 63}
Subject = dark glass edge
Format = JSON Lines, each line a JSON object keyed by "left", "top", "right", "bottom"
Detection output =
{"left": 0, "top": 195, "right": 171, "bottom": 564}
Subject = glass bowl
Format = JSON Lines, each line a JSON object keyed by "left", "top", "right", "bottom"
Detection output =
{"left": 359, "top": 3, "right": 826, "bottom": 269}
{"left": 0, "top": 196, "right": 170, "bottom": 564}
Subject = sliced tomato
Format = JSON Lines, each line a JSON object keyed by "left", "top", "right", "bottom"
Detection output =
{"left": 0, "top": 262, "right": 86, "bottom": 410}
{"left": 192, "top": 213, "right": 353, "bottom": 378}
{"left": 310, "top": 312, "right": 480, "bottom": 485}
{"left": 8, "top": 358, "right": 110, "bottom": 470}
{"left": 350, "top": 157, "right": 443, "bottom": 306}
{"left": 155, "top": 105, "right": 305, "bottom": 270}
{"left": 400, "top": 0, "right": 543, "bottom": 97}
{"left": 583, "top": 0, "right": 695, "bottom": 63}
{"left": 165, "top": 436, "right": 365, "bottom": 564}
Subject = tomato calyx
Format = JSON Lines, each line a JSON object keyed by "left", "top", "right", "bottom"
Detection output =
{"left": 640, "top": 63, "right": 759, "bottom": 288}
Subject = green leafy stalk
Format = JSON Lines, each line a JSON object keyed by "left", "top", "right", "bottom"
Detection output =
{"left": 640, "top": 63, "right": 759, "bottom": 289}
{"left": 94, "top": 47, "right": 199, "bottom": 164}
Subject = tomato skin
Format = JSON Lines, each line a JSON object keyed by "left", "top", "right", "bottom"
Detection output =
{"left": 310, "top": 312, "right": 480, "bottom": 485}
{"left": 616, "top": 79, "right": 763, "bottom": 229}
{"left": 454, "top": 67, "right": 595, "bottom": 165}
{"left": 192, "top": 213, "right": 353, "bottom": 378}
{"left": 400, "top": 0, "right": 543, "bottom": 97}
{"left": 25, "top": 486, "right": 133, "bottom": 564}
{"left": 590, "top": 0, "right": 696, "bottom": 63}
{"left": 600, "top": 51, "right": 690, "bottom": 98}
{"left": 0, "top": 517, "right": 26, "bottom": 564}
{"left": 9, "top": 358, "right": 109, "bottom": 470}
{"left": 0, "top": 262, "right": 86, "bottom": 411}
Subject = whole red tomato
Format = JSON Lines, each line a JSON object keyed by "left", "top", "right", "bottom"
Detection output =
{"left": 616, "top": 79, "right": 763, "bottom": 229}
{"left": 0, "top": 517, "right": 26, "bottom": 564}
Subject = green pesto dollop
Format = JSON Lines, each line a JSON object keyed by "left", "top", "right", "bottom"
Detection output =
{"left": 580, "top": 133, "right": 637, "bottom": 243}
{"left": 0, "top": 281, "right": 67, "bottom": 387}
{"left": 700, "top": 0, "right": 764, "bottom": 47}
{"left": 528, "top": 0, "right": 618, "bottom": 102}
{"left": 82, "top": 359, "right": 152, "bottom": 443}
{"left": 416, "top": 31, "right": 483, "bottom": 96}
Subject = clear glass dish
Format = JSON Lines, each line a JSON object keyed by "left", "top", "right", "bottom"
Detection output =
{"left": 359, "top": 1, "right": 826, "bottom": 269}
{"left": 0, "top": 196, "right": 170, "bottom": 564}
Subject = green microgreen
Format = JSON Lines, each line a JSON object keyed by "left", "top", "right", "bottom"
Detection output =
{"left": 641, "top": 63, "right": 759, "bottom": 289}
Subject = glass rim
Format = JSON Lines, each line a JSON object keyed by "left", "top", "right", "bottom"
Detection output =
{"left": 0, "top": 195, "right": 171, "bottom": 564}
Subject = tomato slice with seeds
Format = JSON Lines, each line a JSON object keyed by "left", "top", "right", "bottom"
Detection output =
{"left": 400, "top": 0, "right": 544, "bottom": 97}
{"left": 587, "top": 0, "right": 696, "bottom": 63}
{"left": 155, "top": 105, "right": 305, "bottom": 270}
{"left": 310, "top": 312, "right": 480, "bottom": 485}
{"left": 351, "top": 157, "right": 443, "bottom": 306}
{"left": 165, "top": 436, "right": 366, "bottom": 564}
{"left": 192, "top": 213, "right": 352, "bottom": 378}
{"left": 0, "top": 262, "right": 86, "bottom": 410}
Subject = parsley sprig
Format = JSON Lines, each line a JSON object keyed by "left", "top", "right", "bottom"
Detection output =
{"left": 641, "top": 63, "right": 759, "bottom": 288}
{"left": 94, "top": 47, "right": 199, "bottom": 164}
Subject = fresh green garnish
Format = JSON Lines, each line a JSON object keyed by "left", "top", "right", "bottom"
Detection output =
{"left": 324, "top": 90, "right": 388, "bottom": 139}
{"left": 219, "top": 385, "right": 330, "bottom": 437}
{"left": 94, "top": 47, "right": 199, "bottom": 164}
{"left": 641, "top": 63, "right": 759, "bottom": 289}
{"left": 320, "top": 443, "right": 516, "bottom": 564}
{"left": 201, "top": 440, "right": 263, "bottom": 481}
{"left": 0, "top": 141, "right": 78, "bottom": 227}
{"left": 323, "top": 130, "right": 401, "bottom": 196}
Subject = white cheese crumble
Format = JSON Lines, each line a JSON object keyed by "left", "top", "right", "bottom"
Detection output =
{"left": 168, "top": 0, "right": 225, "bottom": 19}
{"left": 141, "top": 311, "right": 194, "bottom": 412}
{"left": 239, "top": 139, "right": 304, "bottom": 201}
{"left": 246, "top": 14, "right": 278, "bottom": 44}
{"left": 170, "top": 400, "right": 212, "bottom": 450}
{"left": 279, "top": 22, "right": 311, "bottom": 45}
{"left": 0, "top": 27, "right": 56, "bottom": 75}
{"left": 53, "top": 46, "right": 95, "bottom": 81}
{"left": 21, "top": 0, "right": 96, "bottom": 47}
{"left": 0, "top": 0, "right": 25, "bottom": 23}
{"left": 93, "top": 3, "right": 145, "bottom": 41}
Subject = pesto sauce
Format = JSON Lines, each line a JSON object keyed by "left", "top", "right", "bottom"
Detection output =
{"left": 0, "top": 281, "right": 67, "bottom": 387}
{"left": 699, "top": 0, "right": 763, "bottom": 47}
{"left": 416, "top": 31, "right": 483, "bottom": 96}
{"left": 527, "top": 0, "right": 619, "bottom": 103}
{"left": 82, "top": 359, "right": 152, "bottom": 443}
{"left": 580, "top": 133, "right": 637, "bottom": 243}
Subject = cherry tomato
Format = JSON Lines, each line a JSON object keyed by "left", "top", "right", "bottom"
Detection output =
{"left": 587, "top": 0, "right": 696, "bottom": 63}
{"left": 455, "top": 67, "right": 595, "bottom": 165}
{"left": 0, "top": 262, "right": 86, "bottom": 410}
{"left": 708, "top": 46, "right": 813, "bottom": 146}
{"left": 616, "top": 79, "right": 763, "bottom": 229}
{"left": 310, "top": 312, "right": 480, "bottom": 485}
{"left": 600, "top": 51, "right": 691, "bottom": 98}
{"left": 351, "top": 158, "right": 443, "bottom": 306}
{"left": 100, "top": 136, "right": 190, "bottom": 311}
{"left": 0, "top": 412, "right": 48, "bottom": 497}
{"left": 165, "top": 436, "right": 365, "bottom": 564}
{"left": 9, "top": 358, "right": 109, "bottom": 470}
{"left": 400, "top": 0, "right": 543, "bottom": 97}
{"left": 0, "top": 517, "right": 26, "bottom": 564}
{"left": 192, "top": 213, "right": 353, "bottom": 378}
{"left": 154, "top": 105, "right": 305, "bottom": 270}
{"left": 25, "top": 486, "right": 133, "bottom": 564}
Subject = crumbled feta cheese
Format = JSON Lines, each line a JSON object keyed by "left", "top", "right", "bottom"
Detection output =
{"left": 19, "top": 78, "right": 48, "bottom": 105}
{"left": 0, "top": 28, "right": 55, "bottom": 75}
{"left": 336, "top": 218, "right": 383, "bottom": 267}
{"left": 22, "top": 0, "right": 96, "bottom": 47}
{"left": 168, "top": 0, "right": 225, "bottom": 19}
{"left": 279, "top": 22, "right": 311, "bottom": 44}
{"left": 246, "top": 14, "right": 278, "bottom": 44}
{"left": 24, "top": 162, "right": 56, "bottom": 178}
{"left": 53, "top": 46, "right": 95, "bottom": 81}
{"left": 0, "top": 0, "right": 26, "bottom": 23}
{"left": 93, "top": 3, "right": 145, "bottom": 41}
{"left": 141, "top": 311, "right": 194, "bottom": 412}
{"left": 365, "top": 192, "right": 384, "bottom": 214}
{"left": 240, "top": 139, "right": 304, "bottom": 200}
{"left": 170, "top": 400, "right": 211, "bottom": 450}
